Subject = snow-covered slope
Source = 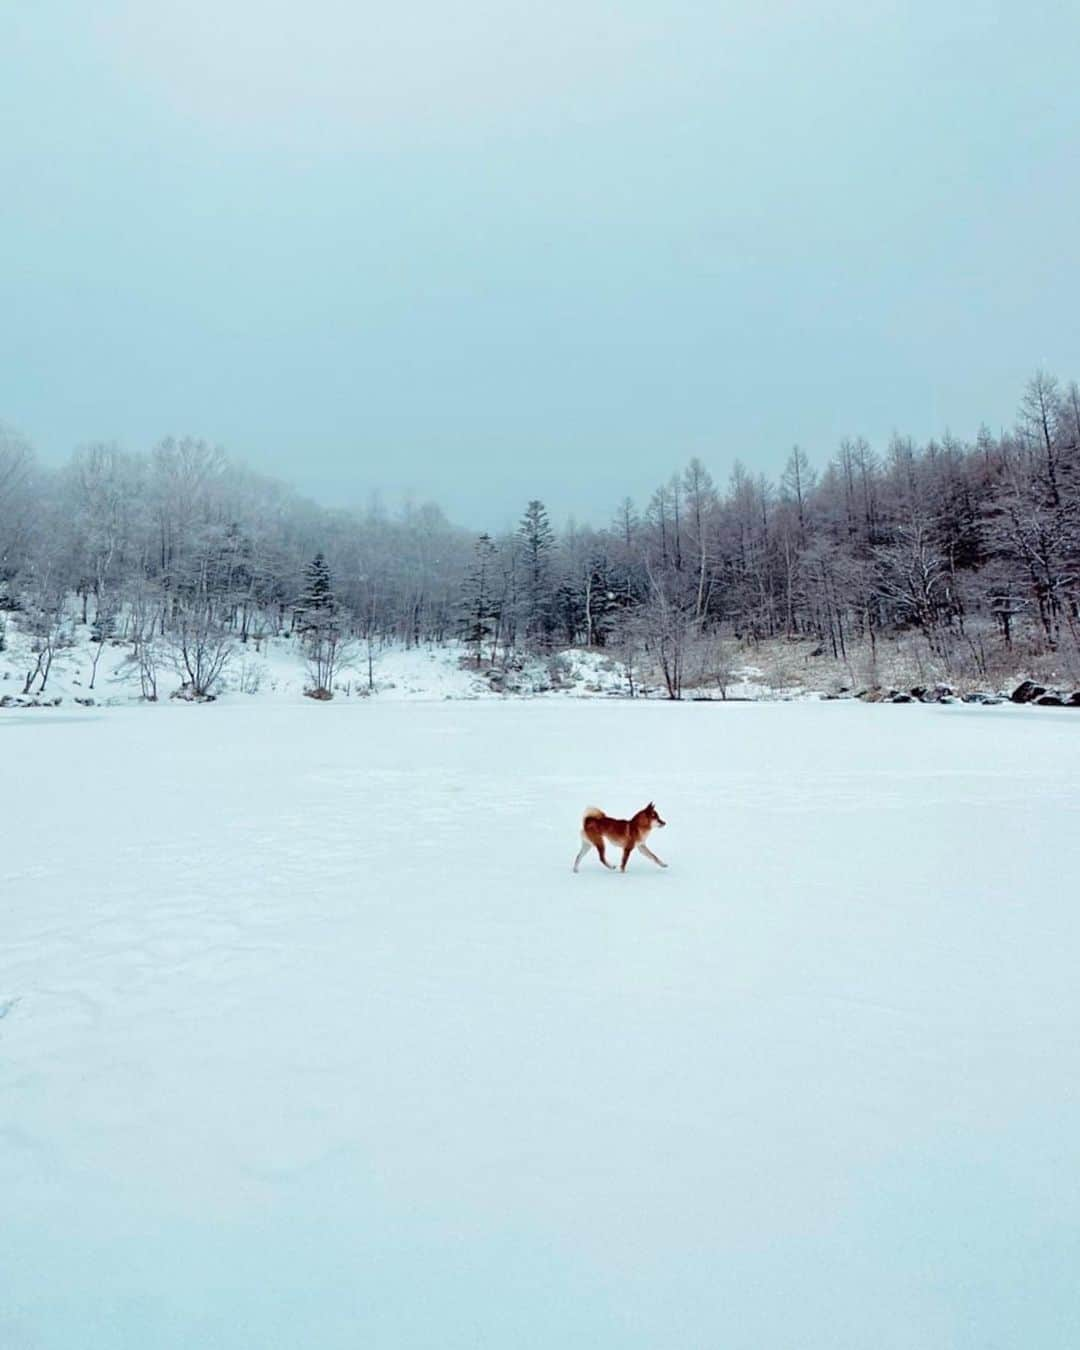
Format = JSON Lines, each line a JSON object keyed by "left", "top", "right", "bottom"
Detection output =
{"left": 4, "top": 613, "right": 1077, "bottom": 708}
{"left": 0, "top": 617, "right": 636, "bottom": 706}
{"left": 3, "top": 700, "right": 1079, "bottom": 1347}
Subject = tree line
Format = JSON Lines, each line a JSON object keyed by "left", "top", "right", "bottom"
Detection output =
{"left": 1, "top": 372, "right": 1078, "bottom": 698}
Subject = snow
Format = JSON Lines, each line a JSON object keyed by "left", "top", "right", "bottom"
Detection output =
{"left": 0, "top": 622, "right": 637, "bottom": 705}
{"left": 2, "top": 700, "right": 1079, "bottom": 1348}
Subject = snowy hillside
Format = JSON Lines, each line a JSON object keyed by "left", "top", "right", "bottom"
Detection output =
{"left": 5, "top": 614, "right": 1078, "bottom": 710}
{"left": 0, "top": 619, "right": 635, "bottom": 706}
{"left": 0, "top": 613, "right": 800, "bottom": 708}
{"left": 3, "top": 699, "right": 1079, "bottom": 1348}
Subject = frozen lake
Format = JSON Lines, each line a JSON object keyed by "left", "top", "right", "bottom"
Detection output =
{"left": 3, "top": 699, "right": 1079, "bottom": 1348}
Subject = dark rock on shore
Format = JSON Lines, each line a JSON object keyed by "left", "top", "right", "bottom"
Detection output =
{"left": 907, "top": 684, "right": 955, "bottom": 703}
{"left": 857, "top": 687, "right": 896, "bottom": 703}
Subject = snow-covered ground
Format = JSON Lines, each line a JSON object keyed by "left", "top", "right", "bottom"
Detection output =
{"left": 3, "top": 700, "right": 1079, "bottom": 1349}
{"left": 0, "top": 623, "right": 639, "bottom": 705}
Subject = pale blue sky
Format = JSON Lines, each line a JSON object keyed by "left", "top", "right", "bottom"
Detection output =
{"left": 2, "top": 1, "right": 1078, "bottom": 527}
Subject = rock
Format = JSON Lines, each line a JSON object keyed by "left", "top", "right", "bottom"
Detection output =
{"left": 912, "top": 684, "right": 954, "bottom": 703}
{"left": 857, "top": 688, "right": 895, "bottom": 703}
{"left": 75, "top": 697, "right": 95, "bottom": 707}
{"left": 1068, "top": 692, "right": 1080, "bottom": 707}
{"left": 1035, "top": 693, "right": 1065, "bottom": 706}
{"left": 891, "top": 693, "right": 914, "bottom": 703}
{"left": 1010, "top": 680, "right": 1047, "bottom": 704}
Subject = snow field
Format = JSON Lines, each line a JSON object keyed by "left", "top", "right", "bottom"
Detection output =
{"left": 2, "top": 700, "right": 1079, "bottom": 1348}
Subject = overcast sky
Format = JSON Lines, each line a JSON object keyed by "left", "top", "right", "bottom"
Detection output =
{"left": 2, "top": 1, "right": 1078, "bottom": 529}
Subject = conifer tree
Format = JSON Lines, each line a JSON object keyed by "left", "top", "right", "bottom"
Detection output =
{"left": 459, "top": 534, "right": 498, "bottom": 667}
{"left": 299, "top": 552, "right": 335, "bottom": 613}
{"left": 517, "top": 500, "right": 555, "bottom": 647}
{"left": 297, "top": 552, "right": 348, "bottom": 697}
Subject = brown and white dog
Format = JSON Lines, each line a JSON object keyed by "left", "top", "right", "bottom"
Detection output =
{"left": 572, "top": 804, "right": 668, "bottom": 873}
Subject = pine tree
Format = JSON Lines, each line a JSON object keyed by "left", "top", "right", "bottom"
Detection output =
{"left": 298, "top": 552, "right": 335, "bottom": 614}
{"left": 583, "top": 554, "right": 619, "bottom": 647}
{"left": 296, "top": 554, "right": 348, "bottom": 697}
{"left": 459, "top": 534, "right": 498, "bottom": 667}
{"left": 517, "top": 500, "right": 555, "bottom": 647}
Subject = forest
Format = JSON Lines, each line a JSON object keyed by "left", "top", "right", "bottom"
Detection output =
{"left": 1, "top": 372, "right": 1078, "bottom": 699}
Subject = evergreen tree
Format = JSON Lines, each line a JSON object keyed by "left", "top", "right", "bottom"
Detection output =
{"left": 459, "top": 534, "right": 499, "bottom": 667}
{"left": 296, "top": 553, "right": 350, "bottom": 696}
{"left": 583, "top": 554, "right": 620, "bottom": 647}
{"left": 517, "top": 499, "right": 555, "bottom": 647}
{"left": 298, "top": 552, "right": 335, "bottom": 614}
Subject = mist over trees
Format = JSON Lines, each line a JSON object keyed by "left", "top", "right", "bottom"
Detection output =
{"left": 2, "top": 372, "right": 1078, "bottom": 698}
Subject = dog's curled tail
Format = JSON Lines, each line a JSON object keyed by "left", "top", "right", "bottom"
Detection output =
{"left": 582, "top": 806, "right": 604, "bottom": 821}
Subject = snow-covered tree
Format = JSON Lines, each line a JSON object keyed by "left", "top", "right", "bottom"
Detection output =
{"left": 517, "top": 500, "right": 555, "bottom": 647}
{"left": 459, "top": 534, "right": 499, "bottom": 667}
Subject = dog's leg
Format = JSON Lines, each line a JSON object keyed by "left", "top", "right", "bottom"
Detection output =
{"left": 572, "top": 840, "right": 590, "bottom": 872}
{"left": 620, "top": 845, "right": 633, "bottom": 872}
{"left": 595, "top": 841, "right": 615, "bottom": 870}
{"left": 637, "top": 843, "right": 668, "bottom": 869}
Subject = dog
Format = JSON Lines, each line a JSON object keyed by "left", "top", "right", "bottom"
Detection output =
{"left": 572, "top": 803, "right": 668, "bottom": 873}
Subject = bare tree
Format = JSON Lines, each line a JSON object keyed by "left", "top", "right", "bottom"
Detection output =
{"left": 303, "top": 618, "right": 355, "bottom": 698}
{"left": 0, "top": 425, "right": 37, "bottom": 598}
{"left": 166, "top": 603, "right": 235, "bottom": 699}
{"left": 873, "top": 516, "right": 955, "bottom": 660}
{"left": 638, "top": 558, "right": 697, "bottom": 699}
{"left": 683, "top": 457, "right": 718, "bottom": 621}
{"left": 20, "top": 565, "right": 68, "bottom": 695}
